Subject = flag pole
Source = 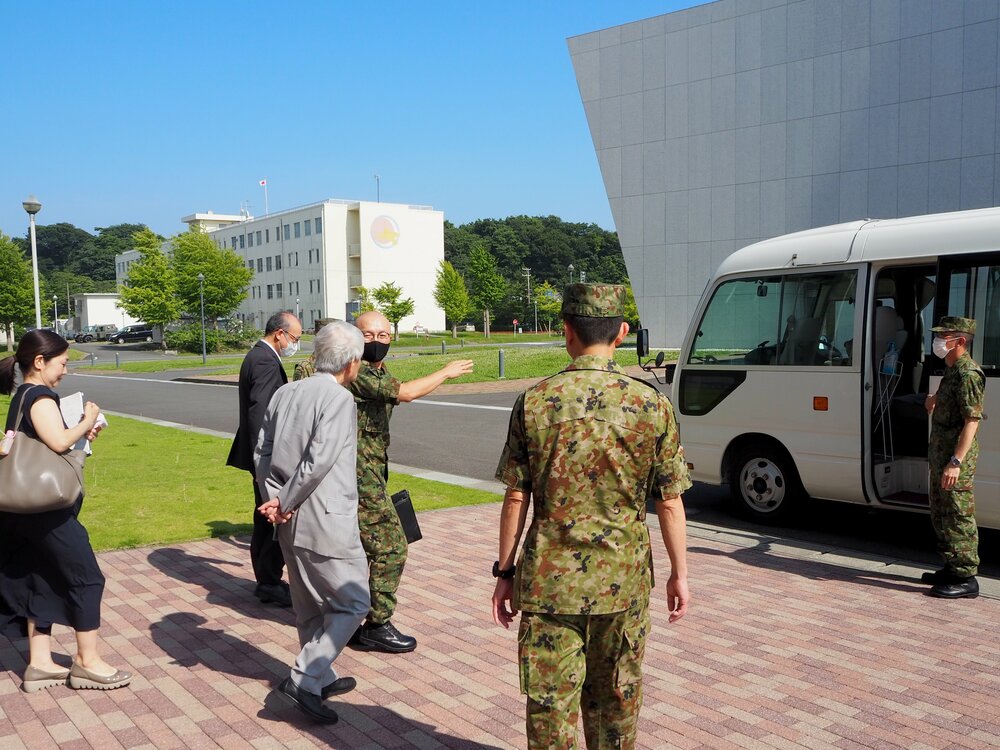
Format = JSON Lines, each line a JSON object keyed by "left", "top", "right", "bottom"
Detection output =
{"left": 260, "top": 178, "right": 269, "bottom": 216}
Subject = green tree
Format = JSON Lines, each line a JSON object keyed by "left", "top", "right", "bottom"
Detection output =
{"left": 354, "top": 286, "right": 379, "bottom": 315}
{"left": 433, "top": 261, "right": 471, "bottom": 337}
{"left": 623, "top": 286, "right": 640, "bottom": 330}
{"left": 72, "top": 223, "right": 152, "bottom": 281}
{"left": 170, "top": 229, "right": 252, "bottom": 324}
{"left": 371, "top": 281, "right": 415, "bottom": 340}
{"left": 467, "top": 243, "right": 507, "bottom": 337}
{"left": 534, "top": 281, "right": 562, "bottom": 334}
{"left": 118, "top": 229, "right": 180, "bottom": 347}
{"left": 14, "top": 222, "right": 94, "bottom": 275}
{"left": 0, "top": 233, "right": 37, "bottom": 350}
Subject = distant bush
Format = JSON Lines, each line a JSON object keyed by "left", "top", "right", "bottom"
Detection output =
{"left": 165, "top": 323, "right": 260, "bottom": 354}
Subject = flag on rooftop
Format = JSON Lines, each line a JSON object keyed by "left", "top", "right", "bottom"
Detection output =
{"left": 259, "top": 179, "right": 267, "bottom": 186}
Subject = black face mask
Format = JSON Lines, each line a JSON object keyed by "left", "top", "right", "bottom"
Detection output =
{"left": 363, "top": 340, "right": 390, "bottom": 363}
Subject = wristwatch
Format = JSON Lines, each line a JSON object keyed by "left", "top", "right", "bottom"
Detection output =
{"left": 492, "top": 561, "right": 516, "bottom": 579}
{"left": 949, "top": 455, "right": 962, "bottom": 468}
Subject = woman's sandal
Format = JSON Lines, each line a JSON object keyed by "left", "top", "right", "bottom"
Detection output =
{"left": 21, "top": 665, "right": 71, "bottom": 693}
{"left": 67, "top": 662, "right": 132, "bottom": 690}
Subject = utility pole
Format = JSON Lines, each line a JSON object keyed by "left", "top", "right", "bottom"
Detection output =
{"left": 521, "top": 267, "right": 533, "bottom": 332}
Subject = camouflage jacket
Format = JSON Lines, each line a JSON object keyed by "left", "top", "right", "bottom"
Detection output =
{"left": 293, "top": 355, "right": 316, "bottom": 381}
{"left": 349, "top": 362, "right": 401, "bottom": 498}
{"left": 495, "top": 354, "right": 691, "bottom": 616}
{"left": 931, "top": 353, "right": 985, "bottom": 445}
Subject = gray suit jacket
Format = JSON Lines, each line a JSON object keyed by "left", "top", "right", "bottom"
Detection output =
{"left": 254, "top": 374, "right": 365, "bottom": 559}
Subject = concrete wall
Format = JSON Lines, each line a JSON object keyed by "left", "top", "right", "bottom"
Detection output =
{"left": 570, "top": 0, "right": 1000, "bottom": 346}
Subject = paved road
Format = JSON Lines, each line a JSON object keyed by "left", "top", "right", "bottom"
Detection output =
{"left": 58, "top": 369, "right": 999, "bottom": 576}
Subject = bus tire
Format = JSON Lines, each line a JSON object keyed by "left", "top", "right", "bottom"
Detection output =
{"left": 729, "top": 445, "right": 803, "bottom": 522}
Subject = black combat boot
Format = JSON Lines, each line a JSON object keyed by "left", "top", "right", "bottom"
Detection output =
{"left": 928, "top": 576, "right": 979, "bottom": 599}
{"left": 354, "top": 620, "right": 417, "bottom": 653}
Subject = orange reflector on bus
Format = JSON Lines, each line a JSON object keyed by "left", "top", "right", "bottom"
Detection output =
{"left": 813, "top": 396, "right": 829, "bottom": 411}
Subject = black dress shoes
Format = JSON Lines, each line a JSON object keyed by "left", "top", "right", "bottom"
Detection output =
{"left": 920, "top": 568, "right": 961, "bottom": 585}
{"left": 278, "top": 678, "right": 339, "bottom": 724}
{"left": 320, "top": 676, "right": 356, "bottom": 699}
{"left": 929, "top": 576, "right": 979, "bottom": 599}
{"left": 255, "top": 582, "right": 292, "bottom": 607}
{"left": 354, "top": 621, "right": 417, "bottom": 653}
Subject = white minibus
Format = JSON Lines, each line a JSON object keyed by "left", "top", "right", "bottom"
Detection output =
{"left": 659, "top": 207, "right": 1000, "bottom": 530}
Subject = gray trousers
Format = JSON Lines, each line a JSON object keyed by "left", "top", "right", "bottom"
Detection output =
{"left": 278, "top": 528, "right": 370, "bottom": 695}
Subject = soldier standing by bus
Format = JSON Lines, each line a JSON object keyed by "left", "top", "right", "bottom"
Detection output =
{"left": 492, "top": 283, "right": 691, "bottom": 749}
{"left": 923, "top": 316, "right": 983, "bottom": 599}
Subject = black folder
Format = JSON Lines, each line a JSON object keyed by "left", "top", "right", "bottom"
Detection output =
{"left": 391, "top": 489, "right": 422, "bottom": 544}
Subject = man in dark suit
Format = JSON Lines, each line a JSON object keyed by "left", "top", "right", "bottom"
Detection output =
{"left": 227, "top": 311, "right": 303, "bottom": 606}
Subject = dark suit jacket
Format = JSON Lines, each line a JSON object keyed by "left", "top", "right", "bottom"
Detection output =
{"left": 227, "top": 341, "right": 288, "bottom": 472}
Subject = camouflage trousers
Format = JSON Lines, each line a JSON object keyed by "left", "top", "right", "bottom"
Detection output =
{"left": 357, "top": 489, "right": 407, "bottom": 623}
{"left": 517, "top": 604, "right": 649, "bottom": 750}
{"left": 928, "top": 445, "right": 980, "bottom": 578}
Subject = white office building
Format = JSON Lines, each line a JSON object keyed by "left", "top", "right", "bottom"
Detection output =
{"left": 116, "top": 201, "right": 446, "bottom": 332}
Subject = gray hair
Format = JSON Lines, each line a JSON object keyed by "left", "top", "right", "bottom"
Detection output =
{"left": 314, "top": 321, "right": 364, "bottom": 375}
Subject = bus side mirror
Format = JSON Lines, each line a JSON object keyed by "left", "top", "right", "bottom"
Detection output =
{"left": 637, "top": 329, "right": 649, "bottom": 359}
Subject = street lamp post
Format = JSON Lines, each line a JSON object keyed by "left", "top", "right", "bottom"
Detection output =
{"left": 22, "top": 195, "right": 42, "bottom": 329}
{"left": 568, "top": 263, "right": 574, "bottom": 285}
{"left": 197, "top": 273, "right": 207, "bottom": 365}
{"left": 295, "top": 297, "right": 300, "bottom": 319}
{"left": 52, "top": 295, "right": 58, "bottom": 330}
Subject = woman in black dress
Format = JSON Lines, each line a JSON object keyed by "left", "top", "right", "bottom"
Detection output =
{"left": 0, "top": 330, "right": 131, "bottom": 692}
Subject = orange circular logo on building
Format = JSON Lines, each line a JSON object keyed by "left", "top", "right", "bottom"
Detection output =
{"left": 371, "top": 215, "right": 400, "bottom": 249}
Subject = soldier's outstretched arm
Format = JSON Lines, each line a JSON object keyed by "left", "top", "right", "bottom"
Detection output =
{"left": 398, "top": 359, "right": 474, "bottom": 402}
{"left": 655, "top": 494, "right": 690, "bottom": 623}
{"left": 492, "top": 487, "right": 530, "bottom": 629}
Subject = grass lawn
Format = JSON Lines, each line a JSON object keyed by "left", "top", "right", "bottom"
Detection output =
{"left": 0, "top": 396, "right": 500, "bottom": 552}
{"left": 81, "top": 354, "right": 309, "bottom": 374}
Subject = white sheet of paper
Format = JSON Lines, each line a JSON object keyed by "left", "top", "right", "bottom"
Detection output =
{"left": 59, "top": 391, "right": 91, "bottom": 454}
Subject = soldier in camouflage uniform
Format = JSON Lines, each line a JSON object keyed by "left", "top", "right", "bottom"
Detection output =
{"left": 492, "top": 283, "right": 691, "bottom": 750}
{"left": 293, "top": 354, "right": 316, "bottom": 381}
{"left": 921, "top": 316, "right": 983, "bottom": 599}
{"left": 349, "top": 311, "right": 473, "bottom": 652}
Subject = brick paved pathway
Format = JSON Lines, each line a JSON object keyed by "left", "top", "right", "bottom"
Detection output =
{"left": 2, "top": 504, "right": 998, "bottom": 750}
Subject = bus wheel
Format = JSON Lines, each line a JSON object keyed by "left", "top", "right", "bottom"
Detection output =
{"left": 730, "top": 447, "right": 802, "bottom": 521}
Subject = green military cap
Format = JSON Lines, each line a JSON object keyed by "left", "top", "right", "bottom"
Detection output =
{"left": 561, "top": 283, "right": 626, "bottom": 317}
{"left": 931, "top": 316, "right": 976, "bottom": 335}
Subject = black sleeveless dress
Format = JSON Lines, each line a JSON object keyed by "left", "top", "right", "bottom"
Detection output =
{"left": 0, "top": 384, "right": 105, "bottom": 637}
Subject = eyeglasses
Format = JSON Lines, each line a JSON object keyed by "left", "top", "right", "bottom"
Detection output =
{"left": 362, "top": 331, "right": 391, "bottom": 343}
{"left": 281, "top": 329, "right": 301, "bottom": 344}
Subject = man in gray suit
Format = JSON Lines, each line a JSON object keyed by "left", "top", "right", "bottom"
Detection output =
{"left": 255, "top": 321, "right": 369, "bottom": 725}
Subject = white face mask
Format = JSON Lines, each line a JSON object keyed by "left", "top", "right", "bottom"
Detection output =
{"left": 279, "top": 339, "right": 299, "bottom": 358}
{"left": 932, "top": 336, "right": 954, "bottom": 359}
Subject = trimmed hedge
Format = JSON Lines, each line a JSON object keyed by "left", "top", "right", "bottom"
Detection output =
{"left": 165, "top": 324, "right": 261, "bottom": 354}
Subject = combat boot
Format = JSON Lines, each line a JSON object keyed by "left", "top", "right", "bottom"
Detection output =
{"left": 929, "top": 576, "right": 979, "bottom": 599}
{"left": 920, "top": 567, "right": 961, "bottom": 585}
{"left": 353, "top": 620, "right": 417, "bottom": 653}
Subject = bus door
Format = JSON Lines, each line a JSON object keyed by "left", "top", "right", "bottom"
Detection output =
{"left": 932, "top": 254, "right": 1000, "bottom": 529}
{"left": 865, "top": 264, "right": 936, "bottom": 507}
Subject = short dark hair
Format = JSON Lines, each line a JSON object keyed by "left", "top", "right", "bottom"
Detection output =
{"left": 264, "top": 311, "right": 296, "bottom": 335}
{"left": 563, "top": 314, "right": 623, "bottom": 346}
{"left": 0, "top": 330, "right": 70, "bottom": 395}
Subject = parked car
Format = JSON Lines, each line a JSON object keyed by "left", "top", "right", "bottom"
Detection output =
{"left": 75, "top": 324, "right": 118, "bottom": 343}
{"left": 107, "top": 324, "right": 155, "bottom": 344}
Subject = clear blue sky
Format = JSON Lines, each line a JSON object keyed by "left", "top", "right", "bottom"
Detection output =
{"left": 1, "top": 1, "right": 689, "bottom": 241}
